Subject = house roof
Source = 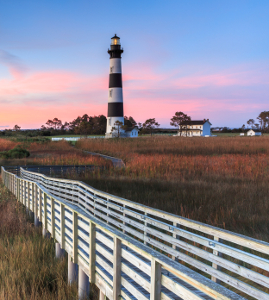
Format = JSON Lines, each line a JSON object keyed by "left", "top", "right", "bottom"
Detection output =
{"left": 181, "top": 119, "right": 212, "bottom": 126}
{"left": 248, "top": 129, "right": 261, "bottom": 132}
{"left": 125, "top": 126, "right": 139, "bottom": 132}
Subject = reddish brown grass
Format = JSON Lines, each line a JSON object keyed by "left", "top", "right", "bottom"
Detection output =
{"left": 76, "top": 136, "right": 269, "bottom": 241}
{"left": 0, "top": 138, "right": 19, "bottom": 151}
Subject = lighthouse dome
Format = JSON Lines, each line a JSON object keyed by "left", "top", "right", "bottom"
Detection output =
{"left": 111, "top": 34, "right": 121, "bottom": 45}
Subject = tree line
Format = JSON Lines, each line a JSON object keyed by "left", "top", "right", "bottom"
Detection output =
{"left": 1, "top": 110, "right": 268, "bottom": 137}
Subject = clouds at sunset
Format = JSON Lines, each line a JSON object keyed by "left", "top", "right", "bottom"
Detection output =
{"left": 0, "top": 50, "right": 268, "bottom": 129}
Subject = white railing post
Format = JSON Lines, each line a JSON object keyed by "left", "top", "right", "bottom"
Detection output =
{"left": 33, "top": 183, "right": 39, "bottom": 227}
{"left": 39, "top": 188, "right": 42, "bottom": 224}
{"left": 60, "top": 203, "right": 65, "bottom": 250}
{"left": 17, "top": 178, "right": 19, "bottom": 200}
{"left": 72, "top": 211, "right": 78, "bottom": 264}
{"left": 172, "top": 222, "right": 181, "bottom": 260}
{"left": 89, "top": 221, "right": 96, "bottom": 284}
{"left": 51, "top": 197, "right": 55, "bottom": 239}
{"left": 122, "top": 204, "right": 126, "bottom": 234}
{"left": 150, "top": 258, "right": 161, "bottom": 300}
{"left": 212, "top": 236, "right": 222, "bottom": 283}
{"left": 44, "top": 193, "right": 48, "bottom": 232}
{"left": 144, "top": 212, "right": 149, "bottom": 245}
{"left": 113, "top": 237, "right": 121, "bottom": 300}
{"left": 27, "top": 181, "right": 30, "bottom": 213}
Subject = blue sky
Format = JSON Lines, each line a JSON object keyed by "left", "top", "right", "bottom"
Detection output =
{"left": 0, "top": 0, "right": 268, "bottom": 128}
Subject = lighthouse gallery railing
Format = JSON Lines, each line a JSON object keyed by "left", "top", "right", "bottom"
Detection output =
{"left": 2, "top": 166, "right": 269, "bottom": 300}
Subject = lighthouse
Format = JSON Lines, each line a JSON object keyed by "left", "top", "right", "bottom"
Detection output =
{"left": 105, "top": 34, "right": 124, "bottom": 138}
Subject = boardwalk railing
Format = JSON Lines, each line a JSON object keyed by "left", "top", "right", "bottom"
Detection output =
{"left": 2, "top": 166, "right": 269, "bottom": 300}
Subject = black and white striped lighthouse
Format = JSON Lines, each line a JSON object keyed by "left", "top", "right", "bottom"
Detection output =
{"left": 106, "top": 34, "right": 124, "bottom": 137}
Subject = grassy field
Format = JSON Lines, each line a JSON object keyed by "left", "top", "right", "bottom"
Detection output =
{"left": 1, "top": 135, "right": 269, "bottom": 298}
{"left": 0, "top": 179, "right": 79, "bottom": 299}
{"left": 76, "top": 136, "right": 269, "bottom": 242}
{"left": 0, "top": 138, "right": 111, "bottom": 168}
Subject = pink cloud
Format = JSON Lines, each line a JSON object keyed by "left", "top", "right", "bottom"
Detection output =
{"left": 0, "top": 70, "right": 107, "bottom": 97}
{"left": 0, "top": 59, "right": 268, "bottom": 128}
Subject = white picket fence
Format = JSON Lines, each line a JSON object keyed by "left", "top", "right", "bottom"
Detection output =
{"left": 2, "top": 166, "right": 269, "bottom": 300}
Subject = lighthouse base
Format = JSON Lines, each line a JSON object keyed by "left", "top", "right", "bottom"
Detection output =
{"left": 105, "top": 127, "right": 139, "bottom": 139}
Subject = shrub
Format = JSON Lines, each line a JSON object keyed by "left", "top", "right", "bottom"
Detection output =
{"left": 0, "top": 146, "right": 30, "bottom": 159}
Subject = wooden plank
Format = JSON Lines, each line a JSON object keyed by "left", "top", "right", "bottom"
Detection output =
{"left": 113, "top": 237, "right": 121, "bottom": 300}
{"left": 96, "top": 255, "right": 113, "bottom": 275}
{"left": 96, "top": 232, "right": 114, "bottom": 250}
{"left": 78, "top": 219, "right": 90, "bottom": 233}
{"left": 96, "top": 243, "right": 113, "bottom": 262}
{"left": 150, "top": 258, "right": 161, "bottom": 300}
{"left": 121, "top": 276, "right": 148, "bottom": 300}
{"left": 95, "top": 265, "right": 113, "bottom": 285}
{"left": 121, "top": 248, "right": 151, "bottom": 276}
{"left": 162, "top": 274, "right": 204, "bottom": 300}
{"left": 121, "top": 261, "right": 150, "bottom": 292}
{"left": 78, "top": 230, "right": 89, "bottom": 245}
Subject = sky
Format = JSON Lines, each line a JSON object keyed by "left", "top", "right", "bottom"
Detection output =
{"left": 0, "top": 0, "right": 268, "bottom": 129}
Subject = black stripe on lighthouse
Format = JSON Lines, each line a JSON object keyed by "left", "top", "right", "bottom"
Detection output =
{"left": 109, "top": 73, "right": 122, "bottom": 88}
{"left": 108, "top": 102, "right": 123, "bottom": 117}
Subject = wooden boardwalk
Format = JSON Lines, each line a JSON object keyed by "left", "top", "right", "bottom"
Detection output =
{"left": 2, "top": 165, "right": 269, "bottom": 299}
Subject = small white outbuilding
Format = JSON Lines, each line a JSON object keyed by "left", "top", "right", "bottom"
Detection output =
{"left": 124, "top": 127, "right": 139, "bottom": 138}
{"left": 247, "top": 129, "right": 262, "bottom": 136}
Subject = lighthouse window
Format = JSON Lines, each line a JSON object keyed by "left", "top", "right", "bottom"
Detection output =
{"left": 110, "top": 66, "right": 114, "bottom": 73}
{"left": 109, "top": 89, "right": 113, "bottom": 97}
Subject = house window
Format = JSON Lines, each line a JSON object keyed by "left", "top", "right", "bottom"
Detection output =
{"left": 109, "top": 118, "right": 111, "bottom": 126}
{"left": 109, "top": 89, "right": 113, "bottom": 97}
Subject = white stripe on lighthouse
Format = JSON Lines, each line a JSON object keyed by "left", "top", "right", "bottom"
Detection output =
{"left": 108, "top": 88, "right": 123, "bottom": 103}
{"left": 110, "top": 58, "right": 122, "bottom": 74}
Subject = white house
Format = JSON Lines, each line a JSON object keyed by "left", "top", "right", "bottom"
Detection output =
{"left": 247, "top": 129, "right": 262, "bottom": 136}
{"left": 178, "top": 119, "right": 212, "bottom": 137}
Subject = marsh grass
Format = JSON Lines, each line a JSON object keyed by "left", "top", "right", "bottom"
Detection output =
{"left": 0, "top": 140, "right": 112, "bottom": 169}
{"left": 0, "top": 179, "right": 80, "bottom": 299}
{"left": 0, "top": 138, "right": 19, "bottom": 151}
{"left": 76, "top": 136, "right": 269, "bottom": 242}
